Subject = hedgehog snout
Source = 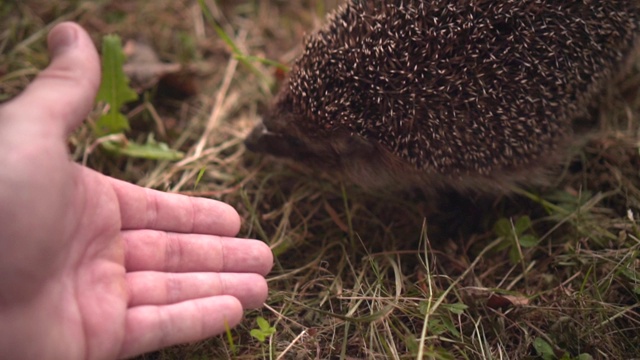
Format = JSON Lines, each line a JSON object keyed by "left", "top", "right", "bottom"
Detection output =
{"left": 244, "top": 121, "right": 269, "bottom": 153}
{"left": 245, "top": 121, "right": 309, "bottom": 159}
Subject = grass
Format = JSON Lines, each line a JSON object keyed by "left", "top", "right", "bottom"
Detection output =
{"left": 2, "top": 1, "right": 640, "bottom": 359}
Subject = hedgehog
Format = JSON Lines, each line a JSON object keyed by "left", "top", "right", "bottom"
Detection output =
{"left": 245, "top": 0, "right": 640, "bottom": 193}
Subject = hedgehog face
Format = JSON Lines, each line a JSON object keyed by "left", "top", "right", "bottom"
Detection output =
{"left": 245, "top": 92, "right": 323, "bottom": 163}
{"left": 244, "top": 119, "right": 313, "bottom": 161}
{"left": 246, "top": 88, "right": 438, "bottom": 190}
{"left": 245, "top": 95, "right": 378, "bottom": 171}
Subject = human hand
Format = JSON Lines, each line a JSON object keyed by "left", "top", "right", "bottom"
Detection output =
{"left": 0, "top": 22, "right": 273, "bottom": 359}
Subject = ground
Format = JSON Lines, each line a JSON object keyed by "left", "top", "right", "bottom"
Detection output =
{"left": 1, "top": 1, "right": 639, "bottom": 359}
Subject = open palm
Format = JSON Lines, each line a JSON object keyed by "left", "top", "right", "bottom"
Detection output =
{"left": 0, "top": 22, "right": 272, "bottom": 359}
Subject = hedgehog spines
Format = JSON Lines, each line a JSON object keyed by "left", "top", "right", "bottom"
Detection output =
{"left": 247, "top": 0, "right": 640, "bottom": 191}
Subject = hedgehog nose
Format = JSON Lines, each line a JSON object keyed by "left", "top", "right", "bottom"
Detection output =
{"left": 245, "top": 122, "right": 269, "bottom": 153}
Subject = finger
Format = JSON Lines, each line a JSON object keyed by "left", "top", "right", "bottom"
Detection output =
{"left": 123, "top": 229, "right": 273, "bottom": 276}
{"left": 1, "top": 22, "right": 100, "bottom": 137}
{"left": 118, "top": 296, "right": 242, "bottom": 359}
{"left": 109, "top": 176, "right": 241, "bottom": 236}
{"left": 127, "top": 272, "right": 268, "bottom": 309}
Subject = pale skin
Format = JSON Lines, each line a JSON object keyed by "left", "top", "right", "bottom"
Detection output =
{"left": 0, "top": 22, "right": 273, "bottom": 359}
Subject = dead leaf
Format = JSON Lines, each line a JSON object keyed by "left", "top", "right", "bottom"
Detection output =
{"left": 487, "top": 293, "right": 530, "bottom": 309}
{"left": 122, "top": 40, "right": 185, "bottom": 93}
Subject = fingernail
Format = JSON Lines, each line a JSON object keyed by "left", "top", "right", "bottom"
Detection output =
{"left": 48, "top": 23, "right": 78, "bottom": 58}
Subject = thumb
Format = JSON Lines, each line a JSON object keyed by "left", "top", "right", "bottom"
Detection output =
{"left": 2, "top": 22, "right": 101, "bottom": 137}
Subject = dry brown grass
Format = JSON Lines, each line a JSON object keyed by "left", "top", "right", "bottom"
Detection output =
{"left": 2, "top": 1, "right": 639, "bottom": 359}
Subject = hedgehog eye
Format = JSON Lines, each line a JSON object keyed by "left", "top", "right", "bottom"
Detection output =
{"left": 286, "top": 136, "right": 305, "bottom": 149}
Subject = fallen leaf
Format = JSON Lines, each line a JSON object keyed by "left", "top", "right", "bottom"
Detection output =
{"left": 122, "top": 40, "right": 184, "bottom": 92}
{"left": 486, "top": 293, "right": 530, "bottom": 309}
